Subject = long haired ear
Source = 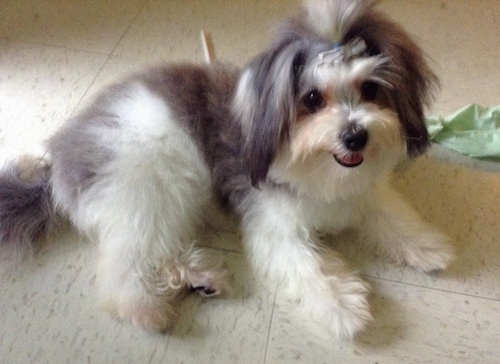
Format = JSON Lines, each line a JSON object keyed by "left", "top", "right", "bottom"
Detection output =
{"left": 344, "top": 12, "right": 439, "bottom": 156}
{"left": 233, "top": 39, "right": 306, "bottom": 187}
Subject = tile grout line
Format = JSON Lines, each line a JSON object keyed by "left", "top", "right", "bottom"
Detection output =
{"left": 364, "top": 274, "right": 500, "bottom": 303}
{"left": 0, "top": 35, "right": 116, "bottom": 174}
{"left": 68, "top": 0, "right": 149, "bottom": 121}
{"left": 0, "top": 35, "right": 110, "bottom": 56}
{"left": 106, "top": 0, "right": 149, "bottom": 63}
{"left": 262, "top": 284, "right": 278, "bottom": 364}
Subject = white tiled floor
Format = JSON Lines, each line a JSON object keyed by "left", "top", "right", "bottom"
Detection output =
{"left": 1, "top": 1, "right": 499, "bottom": 363}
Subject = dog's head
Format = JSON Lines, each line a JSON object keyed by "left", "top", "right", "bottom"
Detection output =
{"left": 233, "top": 0, "right": 438, "bottom": 198}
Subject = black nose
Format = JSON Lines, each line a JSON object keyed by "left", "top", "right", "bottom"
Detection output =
{"left": 341, "top": 124, "right": 368, "bottom": 151}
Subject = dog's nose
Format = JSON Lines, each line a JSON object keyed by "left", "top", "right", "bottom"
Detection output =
{"left": 341, "top": 124, "right": 368, "bottom": 151}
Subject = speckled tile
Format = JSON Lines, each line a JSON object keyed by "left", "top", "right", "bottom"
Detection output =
{"left": 69, "top": 55, "right": 152, "bottom": 116}
{"left": 0, "top": 0, "right": 145, "bottom": 53}
{"left": 266, "top": 279, "right": 500, "bottom": 364}
{"left": 0, "top": 239, "right": 272, "bottom": 364}
{"left": 388, "top": 157, "right": 500, "bottom": 299}
{"left": 330, "top": 155, "right": 500, "bottom": 300}
{"left": 0, "top": 1, "right": 499, "bottom": 363}
{"left": 153, "top": 252, "right": 276, "bottom": 364}
{"left": 112, "top": 0, "right": 298, "bottom": 65}
{"left": 0, "top": 38, "right": 108, "bottom": 159}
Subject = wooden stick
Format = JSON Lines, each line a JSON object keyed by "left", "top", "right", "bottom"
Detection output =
{"left": 200, "top": 30, "right": 216, "bottom": 63}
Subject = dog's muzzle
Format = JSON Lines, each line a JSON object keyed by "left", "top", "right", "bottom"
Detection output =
{"left": 334, "top": 124, "right": 368, "bottom": 168}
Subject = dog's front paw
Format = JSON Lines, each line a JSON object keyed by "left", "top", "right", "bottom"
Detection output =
{"left": 333, "top": 307, "right": 372, "bottom": 339}
{"left": 397, "top": 232, "right": 456, "bottom": 273}
{"left": 330, "top": 278, "right": 373, "bottom": 338}
{"left": 298, "top": 277, "right": 372, "bottom": 339}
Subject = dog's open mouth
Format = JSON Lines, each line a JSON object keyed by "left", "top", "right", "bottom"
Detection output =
{"left": 334, "top": 153, "right": 364, "bottom": 168}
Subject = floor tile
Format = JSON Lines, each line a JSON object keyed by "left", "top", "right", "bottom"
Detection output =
{"left": 112, "top": 0, "right": 297, "bottom": 65}
{"left": 0, "top": 0, "right": 145, "bottom": 53}
{"left": 154, "top": 252, "right": 276, "bottom": 364}
{"left": 0, "top": 1, "right": 499, "bottom": 363}
{"left": 0, "top": 38, "right": 107, "bottom": 159}
{"left": 266, "top": 279, "right": 500, "bottom": 364}
{"left": 0, "top": 239, "right": 273, "bottom": 364}
{"left": 330, "top": 156, "right": 500, "bottom": 300}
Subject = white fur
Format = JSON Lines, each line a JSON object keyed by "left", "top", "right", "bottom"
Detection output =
{"left": 241, "top": 168, "right": 453, "bottom": 337}
{"left": 61, "top": 63, "right": 451, "bottom": 339}
{"left": 37, "top": 0, "right": 453, "bottom": 339}
{"left": 233, "top": 69, "right": 257, "bottom": 140}
{"left": 235, "top": 36, "right": 453, "bottom": 337}
{"left": 240, "top": 187, "right": 372, "bottom": 337}
{"left": 270, "top": 104, "right": 404, "bottom": 201}
{"left": 303, "top": 0, "right": 374, "bottom": 43}
{"left": 71, "top": 55, "right": 451, "bottom": 337}
{"left": 51, "top": 84, "right": 226, "bottom": 330}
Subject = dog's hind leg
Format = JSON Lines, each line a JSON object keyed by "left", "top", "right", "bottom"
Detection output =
{"left": 88, "top": 150, "right": 226, "bottom": 331}
{"left": 91, "top": 144, "right": 226, "bottom": 330}
{"left": 48, "top": 84, "right": 226, "bottom": 331}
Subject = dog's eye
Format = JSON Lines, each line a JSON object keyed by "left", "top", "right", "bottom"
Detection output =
{"left": 302, "top": 89, "right": 325, "bottom": 113}
{"left": 360, "top": 81, "right": 379, "bottom": 101}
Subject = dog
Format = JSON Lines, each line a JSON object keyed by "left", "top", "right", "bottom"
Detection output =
{"left": 0, "top": 0, "right": 455, "bottom": 338}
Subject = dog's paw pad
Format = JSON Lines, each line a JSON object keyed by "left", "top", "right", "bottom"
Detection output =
{"left": 189, "top": 285, "right": 219, "bottom": 297}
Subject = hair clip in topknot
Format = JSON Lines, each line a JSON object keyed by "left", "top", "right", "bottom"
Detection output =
{"left": 318, "top": 38, "right": 368, "bottom": 64}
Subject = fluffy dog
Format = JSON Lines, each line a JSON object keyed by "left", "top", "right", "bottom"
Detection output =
{"left": 0, "top": 0, "right": 454, "bottom": 338}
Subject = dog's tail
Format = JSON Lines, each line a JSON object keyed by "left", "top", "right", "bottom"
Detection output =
{"left": 0, "top": 156, "right": 57, "bottom": 257}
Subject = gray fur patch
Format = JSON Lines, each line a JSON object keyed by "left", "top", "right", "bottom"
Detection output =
{"left": 136, "top": 63, "right": 252, "bottom": 209}
{"left": 48, "top": 109, "right": 118, "bottom": 207}
{"left": 0, "top": 158, "right": 54, "bottom": 251}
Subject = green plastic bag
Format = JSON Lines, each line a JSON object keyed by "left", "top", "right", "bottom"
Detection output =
{"left": 426, "top": 104, "right": 500, "bottom": 161}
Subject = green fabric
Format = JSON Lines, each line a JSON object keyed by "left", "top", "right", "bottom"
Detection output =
{"left": 426, "top": 104, "right": 500, "bottom": 161}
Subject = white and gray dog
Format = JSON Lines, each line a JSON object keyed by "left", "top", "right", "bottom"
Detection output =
{"left": 0, "top": 0, "right": 454, "bottom": 338}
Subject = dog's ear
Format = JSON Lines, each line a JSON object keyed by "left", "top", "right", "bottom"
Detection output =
{"left": 233, "top": 39, "right": 306, "bottom": 187}
{"left": 345, "top": 11, "right": 439, "bottom": 156}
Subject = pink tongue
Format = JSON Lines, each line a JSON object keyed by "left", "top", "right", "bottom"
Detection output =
{"left": 337, "top": 153, "right": 363, "bottom": 166}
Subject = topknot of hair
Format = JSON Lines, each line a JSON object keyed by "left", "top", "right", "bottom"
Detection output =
{"left": 301, "top": 0, "right": 377, "bottom": 43}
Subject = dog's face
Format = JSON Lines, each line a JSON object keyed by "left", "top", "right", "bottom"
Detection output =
{"left": 273, "top": 51, "right": 405, "bottom": 198}
{"left": 233, "top": 4, "right": 438, "bottom": 199}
